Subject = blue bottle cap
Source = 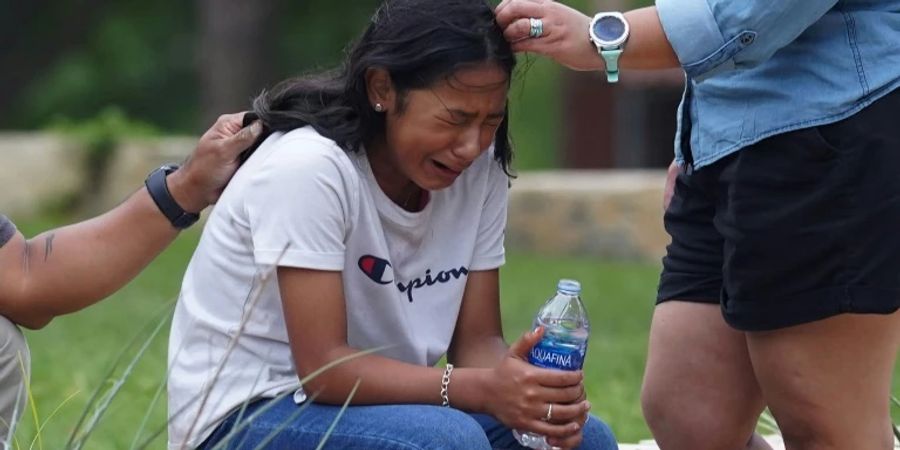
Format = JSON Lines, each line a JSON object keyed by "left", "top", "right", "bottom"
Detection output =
{"left": 557, "top": 279, "right": 581, "bottom": 295}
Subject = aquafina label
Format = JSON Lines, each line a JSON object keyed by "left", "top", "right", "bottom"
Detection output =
{"left": 513, "top": 279, "right": 590, "bottom": 450}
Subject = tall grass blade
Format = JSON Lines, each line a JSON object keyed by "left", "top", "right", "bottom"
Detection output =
{"left": 68, "top": 301, "right": 173, "bottom": 450}
{"left": 892, "top": 396, "right": 899, "bottom": 444}
{"left": 206, "top": 391, "right": 302, "bottom": 450}
{"left": 64, "top": 299, "right": 175, "bottom": 449}
{"left": 139, "top": 254, "right": 286, "bottom": 450}
{"left": 210, "top": 346, "right": 387, "bottom": 450}
{"left": 180, "top": 254, "right": 285, "bottom": 449}
{"left": 127, "top": 370, "right": 167, "bottom": 450}
{"left": 3, "top": 352, "right": 28, "bottom": 450}
{"left": 226, "top": 366, "right": 270, "bottom": 450}
{"left": 312, "top": 378, "right": 361, "bottom": 450}
{"left": 27, "top": 390, "right": 79, "bottom": 450}
{"left": 0, "top": 351, "right": 34, "bottom": 450}
{"left": 133, "top": 394, "right": 211, "bottom": 450}
{"left": 295, "top": 346, "right": 389, "bottom": 387}
{"left": 134, "top": 363, "right": 270, "bottom": 450}
{"left": 22, "top": 354, "right": 41, "bottom": 450}
{"left": 145, "top": 245, "right": 390, "bottom": 450}
{"left": 247, "top": 401, "right": 310, "bottom": 450}
{"left": 131, "top": 319, "right": 200, "bottom": 450}
{"left": 755, "top": 409, "right": 779, "bottom": 435}
{"left": 0, "top": 414, "right": 20, "bottom": 450}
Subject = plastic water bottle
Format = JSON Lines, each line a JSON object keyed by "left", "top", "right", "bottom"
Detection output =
{"left": 513, "top": 279, "right": 590, "bottom": 450}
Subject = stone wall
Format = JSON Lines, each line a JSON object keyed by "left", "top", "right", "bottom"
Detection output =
{"left": 0, "top": 134, "right": 86, "bottom": 217}
{"left": 0, "top": 133, "right": 669, "bottom": 262}
{"left": 508, "top": 171, "right": 667, "bottom": 263}
{"left": 98, "top": 136, "right": 197, "bottom": 210}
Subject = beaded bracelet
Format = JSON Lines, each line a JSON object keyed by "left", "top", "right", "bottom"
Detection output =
{"left": 440, "top": 363, "right": 454, "bottom": 407}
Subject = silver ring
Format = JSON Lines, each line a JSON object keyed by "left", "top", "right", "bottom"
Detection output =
{"left": 544, "top": 403, "right": 553, "bottom": 422}
{"left": 529, "top": 17, "right": 544, "bottom": 39}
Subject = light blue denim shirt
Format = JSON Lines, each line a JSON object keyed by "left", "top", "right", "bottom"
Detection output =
{"left": 655, "top": 0, "right": 900, "bottom": 169}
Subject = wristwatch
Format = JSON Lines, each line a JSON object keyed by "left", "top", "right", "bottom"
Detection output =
{"left": 145, "top": 164, "right": 200, "bottom": 229}
{"left": 588, "top": 12, "right": 630, "bottom": 83}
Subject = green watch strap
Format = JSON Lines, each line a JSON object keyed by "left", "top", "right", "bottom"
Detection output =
{"left": 601, "top": 48, "right": 623, "bottom": 83}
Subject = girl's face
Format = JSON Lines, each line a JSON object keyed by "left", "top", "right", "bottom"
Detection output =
{"left": 367, "top": 63, "right": 509, "bottom": 194}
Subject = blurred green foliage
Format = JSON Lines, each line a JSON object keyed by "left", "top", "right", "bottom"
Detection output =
{"left": 4, "top": 0, "right": 651, "bottom": 170}
{"left": 3, "top": 0, "right": 378, "bottom": 133}
{"left": 50, "top": 107, "right": 159, "bottom": 162}
{"left": 41, "top": 108, "right": 158, "bottom": 215}
{"left": 7, "top": 1, "right": 197, "bottom": 131}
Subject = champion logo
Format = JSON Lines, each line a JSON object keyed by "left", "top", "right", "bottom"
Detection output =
{"left": 358, "top": 255, "right": 394, "bottom": 285}
{"left": 396, "top": 267, "right": 469, "bottom": 303}
{"left": 357, "top": 255, "right": 469, "bottom": 302}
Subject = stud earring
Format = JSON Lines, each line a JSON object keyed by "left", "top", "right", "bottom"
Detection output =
{"left": 374, "top": 103, "right": 384, "bottom": 112}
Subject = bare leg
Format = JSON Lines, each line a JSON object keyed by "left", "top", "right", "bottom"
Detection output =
{"left": 641, "top": 301, "right": 772, "bottom": 450}
{"left": 747, "top": 310, "right": 900, "bottom": 450}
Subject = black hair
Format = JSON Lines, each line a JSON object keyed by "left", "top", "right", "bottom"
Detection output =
{"left": 243, "top": 0, "right": 516, "bottom": 174}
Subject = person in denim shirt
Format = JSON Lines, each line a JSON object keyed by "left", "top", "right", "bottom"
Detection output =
{"left": 497, "top": 1, "right": 900, "bottom": 449}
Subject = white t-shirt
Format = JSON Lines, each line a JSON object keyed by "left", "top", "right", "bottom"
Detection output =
{"left": 167, "top": 127, "right": 508, "bottom": 448}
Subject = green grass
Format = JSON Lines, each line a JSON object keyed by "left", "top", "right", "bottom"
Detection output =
{"left": 11, "top": 216, "right": 900, "bottom": 448}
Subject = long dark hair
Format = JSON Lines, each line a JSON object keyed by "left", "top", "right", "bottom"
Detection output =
{"left": 242, "top": 0, "right": 517, "bottom": 174}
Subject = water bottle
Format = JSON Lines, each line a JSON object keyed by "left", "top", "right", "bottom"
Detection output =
{"left": 513, "top": 279, "right": 590, "bottom": 450}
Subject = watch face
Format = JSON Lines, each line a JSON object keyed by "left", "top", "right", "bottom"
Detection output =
{"left": 592, "top": 15, "right": 626, "bottom": 43}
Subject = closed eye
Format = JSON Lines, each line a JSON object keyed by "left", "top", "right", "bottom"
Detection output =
{"left": 440, "top": 116, "right": 468, "bottom": 127}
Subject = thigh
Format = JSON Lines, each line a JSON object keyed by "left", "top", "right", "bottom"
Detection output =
{"left": 641, "top": 302, "right": 767, "bottom": 450}
{"left": 747, "top": 310, "right": 900, "bottom": 449}
{"left": 203, "top": 397, "right": 492, "bottom": 450}
{"left": 470, "top": 413, "right": 617, "bottom": 450}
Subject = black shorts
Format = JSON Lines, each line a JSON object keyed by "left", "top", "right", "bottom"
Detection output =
{"left": 658, "top": 87, "right": 900, "bottom": 331}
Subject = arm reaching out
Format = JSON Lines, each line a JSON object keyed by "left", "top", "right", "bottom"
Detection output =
{"left": 496, "top": 0, "right": 838, "bottom": 80}
{"left": 495, "top": 0, "right": 678, "bottom": 72}
{"left": 0, "top": 113, "right": 261, "bottom": 328}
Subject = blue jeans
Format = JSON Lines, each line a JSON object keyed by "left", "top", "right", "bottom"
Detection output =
{"left": 200, "top": 396, "right": 618, "bottom": 449}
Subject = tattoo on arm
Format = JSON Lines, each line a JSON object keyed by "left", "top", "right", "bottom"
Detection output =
{"left": 44, "top": 233, "right": 55, "bottom": 262}
{"left": 22, "top": 239, "right": 32, "bottom": 274}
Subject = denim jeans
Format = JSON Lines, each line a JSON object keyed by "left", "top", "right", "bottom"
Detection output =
{"left": 200, "top": 395, "right": 618, "bottom": 450}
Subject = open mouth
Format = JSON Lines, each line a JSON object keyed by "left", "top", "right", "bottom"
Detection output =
{"left": 433, "top": 160, "right": 461, "bottom": 177}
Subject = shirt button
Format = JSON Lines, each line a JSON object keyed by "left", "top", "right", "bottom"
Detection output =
{"left": 740, "top": 33, "right": 755, "bottom": 45}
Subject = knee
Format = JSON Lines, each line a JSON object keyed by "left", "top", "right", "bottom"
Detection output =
{"left": 581, "top": 416, "right": 618, "bottom": 450}
{"left": 639, "top": 382, "right": 662, "bottom": 426}
{"left": 640, "top": 386, "right": 754, "bottom": 450}
{"left": 641, "top": 379, "right": 727, "bottom": 432}
{"left": 640, "top": 382, "right": 684, "bottom": 434}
